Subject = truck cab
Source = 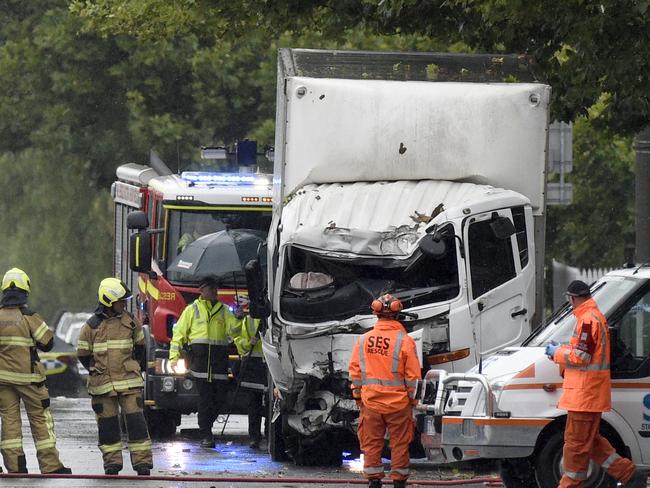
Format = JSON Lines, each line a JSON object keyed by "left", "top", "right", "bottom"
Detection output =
{"left": 113, "top": 160, "right": 272, "bottom": 436}
{"left": 424, "top": 266, "right": 650, "bottom": 488}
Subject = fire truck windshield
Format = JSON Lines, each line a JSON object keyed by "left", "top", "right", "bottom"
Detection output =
{"left": 165, "top": 208, "right": 271, "bottom": 285}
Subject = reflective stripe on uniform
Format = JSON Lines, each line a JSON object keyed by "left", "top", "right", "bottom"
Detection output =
{"left": 189, "top": 338, "right": 229, "bottom": 346}
{"left": 88, "top": 377, "right": 143, "bottom": 395}
{"left": 392, "top": 332, "right": 405, "bottom": 375}
{"left": 128, "top": 440, "right": 152, "bottom": 452}
{"left": 565, "top": 470, "right": 588, "bottom": 480}
{"left": 392, "top": 468, "right": 410, "bottom": 475}
{"left": 0, "top": 369, "right": 45, "bottom": 384}
{"left": 0, "top": 337, "right": 34, "bottom": 347}
{"left": 99, "top": 441, "right": 123, "bottom": 454}
{"left": 91, "top": 339, "right": 134, "bottom": 352}
{"left": 33, "top": 323, "right": 50, "bottom": 342}
{"left": 0, "top": 438, "right": 23, "bottom": 449}
{"left": 190, "top": 370, "right": 228, "bottom": 381}
{"left": 565, "top": 362, "right": 610, "bottom": 371}
{"left": 602, "top": 452, "right": 621, "bottom": 469}
{"left": 241, "top": 381, "right": 267, "bottom": 391}
{"left": 169, "top": 344, "right": 180, "bottom": 353}
{"left": 77, "top": 340, "right": 91, "bottom": 351}
{"left": 364, "top": 466, "right": 384, "bottom": 474}
{"left": 575, "top": 350, "right": 592, "bottom": 362}
{"left": 193, "top": 303, "right": 200, "bottom": 319}
{"left": 35, "top": 437, "right": 56, "bottom": 450}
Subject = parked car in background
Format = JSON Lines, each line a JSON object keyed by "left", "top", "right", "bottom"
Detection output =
{"left": 40, "top": 311, "right": 92, "bottom": 397}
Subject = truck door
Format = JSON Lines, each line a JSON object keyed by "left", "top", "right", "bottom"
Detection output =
{"left": 609, "top": 283, "right": 650, "bottom": 463}
{"left": 464, "top": 209, "right": 528, "bottom": 355}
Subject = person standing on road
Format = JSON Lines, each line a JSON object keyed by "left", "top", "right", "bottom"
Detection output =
{"left": 546, "top": 280, "right": 646, "bottom": 488}
{"left": 348, "top": 294, "right": 421, "bottom": 488}
{"left": 230, "top": 310, "right": 267, "bottom": 449}
{"left": 0, "top": 268, "right": 72, "bottom": 475}
{"left": 169, "top": 276, "right": 245, "bottom": 448}
{"left": 77, "top": 277, "right": 153, "bottom": 476}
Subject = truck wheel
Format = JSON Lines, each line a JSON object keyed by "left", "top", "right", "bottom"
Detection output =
{"left": 499, "top": 458, "right": 537, "bottom": 488}
{"left": 534, "top": 429, "right": 617, "bottom": 488}
{"left": 146, "top": 408, "right": 179, "bottom": 439}
{"left": 284, "top": 425, "right": 342, "bottom": 467}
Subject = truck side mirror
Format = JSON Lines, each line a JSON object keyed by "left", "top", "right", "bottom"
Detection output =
{"left": 489, "top": 216, "right": 516, "bottom": 240}
{"left": 418, "top": 234, "right": 447, "bottom": 259}
{"left": 129, "top": 230, "right": 152, "bottom": 273}
{"left": 127, "top": 211, "right": 149, "bottom": 230}
{"left": 245, "top": 258, "right": 271, "bottom": 319}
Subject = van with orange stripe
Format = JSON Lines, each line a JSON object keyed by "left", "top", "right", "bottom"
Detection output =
{"left": 419, "top": 267, "right": 650, "bottom": 488}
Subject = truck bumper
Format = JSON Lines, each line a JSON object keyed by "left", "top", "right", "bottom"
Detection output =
{"left": 148, "top": 374, "right": 199, "bottom": 413}
{"left": 439, "top": 416, "right": 550, "bottom": 461}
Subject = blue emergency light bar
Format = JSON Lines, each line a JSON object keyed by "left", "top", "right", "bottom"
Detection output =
{"left": 181, "top": 172, "right": 257, "bottom": 185}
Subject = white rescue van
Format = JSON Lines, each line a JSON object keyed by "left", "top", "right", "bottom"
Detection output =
{"left": 420, "top": 266, "right": 650, "bottom": 488}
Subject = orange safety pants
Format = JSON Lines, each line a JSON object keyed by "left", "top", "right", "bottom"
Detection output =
{"left": 357, "top": 405, "right": 414, "bottom": 481}
{"left": 559, "top": 411, "right": 636, "bottom": 488}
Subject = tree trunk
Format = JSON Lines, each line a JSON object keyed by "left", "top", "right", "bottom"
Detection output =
{"left": 635, "top": 127, "right": 650, "bottom": 263}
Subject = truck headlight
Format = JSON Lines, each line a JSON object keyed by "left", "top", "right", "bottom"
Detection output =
{"left": 154, "top": 358, "right": 187, "bottom": 375}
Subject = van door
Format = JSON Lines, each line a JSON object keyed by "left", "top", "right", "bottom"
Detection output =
{"left": 464, "top": 209, "right": 528, "bottom": 355}
{"left": 609, "top": 282, "right": 650, "bottom": 463}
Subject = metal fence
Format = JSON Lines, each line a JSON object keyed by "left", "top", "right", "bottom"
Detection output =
{"left": 551, "top": 259, "right": 615, "bottom": 311}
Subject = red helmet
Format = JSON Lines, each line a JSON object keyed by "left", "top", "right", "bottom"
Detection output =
{"left": 370, "top": 294, "right": 403, "bottom": 316}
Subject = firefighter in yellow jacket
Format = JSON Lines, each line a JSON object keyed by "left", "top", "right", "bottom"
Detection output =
{"left": 169, "top": 276, "right": 245, "bottom": 448}
{"left": 0, "top": 268, "right": 71, "bottom": 474}
{"left": 77, "top": 278, "right": 152, "bottom": 476}
{"left": 231, "top": 313, "right": 267, "bottom": 448}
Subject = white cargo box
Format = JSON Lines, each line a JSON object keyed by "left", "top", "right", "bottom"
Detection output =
{"left": 278, "top": 78, "right": 550, "bottom": 214}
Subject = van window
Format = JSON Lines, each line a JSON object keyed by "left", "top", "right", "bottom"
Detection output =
{"left": 613, "top": 285, "right": 650, "bottom": 378}
{"left": 468, "top": 219, "right": 516, "bottom": 298}
{"left": 511, "top": 206, "right": 528, "bottom": 268}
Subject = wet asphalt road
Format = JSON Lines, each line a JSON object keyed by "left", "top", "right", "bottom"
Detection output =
{"left": 1, "top": 396, "right": 499, "bottom": 487}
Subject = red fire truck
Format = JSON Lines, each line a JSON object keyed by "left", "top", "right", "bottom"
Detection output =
{"left": 111, "top": 148, "right": 272, "bottom": 437}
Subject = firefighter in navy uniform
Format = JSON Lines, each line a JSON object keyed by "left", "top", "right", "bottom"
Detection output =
{"left": 231, "top": 313, "right": 267, "bottom": 448}
{"left": 169, "top": 276, "right": 245, "bottom": 448}
{"left": 0, "top": 268, "right": 71, "bottom": 474}
{"left": 77, "top": 277, "right": 153, "bottom": 476}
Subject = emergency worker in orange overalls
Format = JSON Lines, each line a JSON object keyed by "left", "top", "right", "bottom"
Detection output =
{"left": 547, "top": 280, "right": 646, "bottom": 488}
{"left": 348, "top": 294, "right": 421, "bottom": 488}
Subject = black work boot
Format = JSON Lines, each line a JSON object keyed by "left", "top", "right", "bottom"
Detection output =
{"left": 48, "top": 466, "right": 72, "bottom": 474}
{"left": 200, "top": 435, "right": 215, "bottom": 448}
{"left": 625, "top": 472, "right": 647, "bottom": 488}
{"left": 393, "top": 480, "right": 407, "bottom": 488}
{"left": 104, "top": 464, "right": 121, "bottom": 475}
{"left": 368, "top": 480, "right": 382, "bottom": 488}
{"left": 134, "top": 465, "right": 151, "bottom": 476}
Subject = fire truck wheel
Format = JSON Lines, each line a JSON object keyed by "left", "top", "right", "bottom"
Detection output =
{"left": 534, "top": 429, "right": 617, "bottom": 488}
{"left": 146, "top": 408, "right": 179, "bottom": 439}
{"left": 499, "top": 458, "right": 537, "bottom": 488}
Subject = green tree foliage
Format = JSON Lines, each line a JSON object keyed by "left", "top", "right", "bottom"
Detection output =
{"left": 71, "top": 0, "right": 650, "bottom": 135}
{"left": 547, "top": 118, "right": 635, "bottom": 268}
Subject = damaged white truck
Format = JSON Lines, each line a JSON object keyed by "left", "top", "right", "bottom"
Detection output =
{"left": 246, "top": 49, "right": 552, "bottom": 465}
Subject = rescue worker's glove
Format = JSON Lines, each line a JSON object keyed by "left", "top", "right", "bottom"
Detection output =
{"left": 545, "top": 341, "right": 559, "bottom": 359}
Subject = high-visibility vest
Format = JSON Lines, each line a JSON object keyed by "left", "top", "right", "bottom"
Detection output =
{"left": 169, "top": 298, "right": 243, "bottom": 381}
{"left": 554, "top": 298, "right": 611, "bottom": 412}
{"left": 348, "top": 319, "right": 421, "bottom": 414}
{"left": 0, "top": 306, "right": 51, "bottom": 385}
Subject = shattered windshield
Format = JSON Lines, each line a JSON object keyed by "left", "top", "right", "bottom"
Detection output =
{"left": 280, "top": 224, "right": 459, "bottom": 323}
{"left": 165, "top": 208, "right": 271, "bottom": 285}
{"left": 527, "top": 276, "right": 642, "bottom": 346}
